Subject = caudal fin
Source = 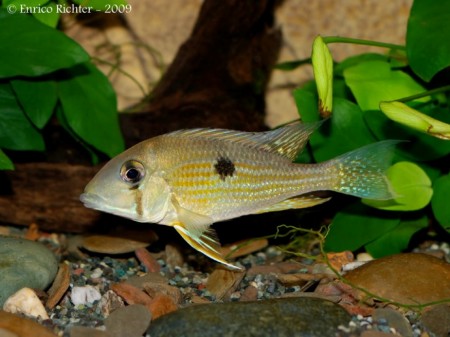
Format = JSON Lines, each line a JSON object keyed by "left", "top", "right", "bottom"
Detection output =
{"left": 327, "top": 140, "right": 400, "bottom": 200}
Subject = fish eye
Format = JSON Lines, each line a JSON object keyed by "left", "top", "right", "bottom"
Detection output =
{"left": 120, "top": 160, "right": 145, "bottom": 185}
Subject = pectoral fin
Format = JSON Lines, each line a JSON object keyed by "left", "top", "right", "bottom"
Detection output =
{"left": 254, "top": 196, "right": 331, "bottom": 214}
{"left": 171, "top": 197, "right": 242, "bottom": 271}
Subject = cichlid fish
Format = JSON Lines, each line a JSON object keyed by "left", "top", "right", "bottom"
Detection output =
{"left": 80, "top": 121, "right": 397, "bottom": 270}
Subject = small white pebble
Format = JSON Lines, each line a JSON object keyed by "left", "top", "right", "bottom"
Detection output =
{"left": 342, "top": 261, "right": 367, "bottom": 272}
{"left": 3, "top": 287, "right": 49, "bottom": 319}
{"left": 90, "top": 268, "right": 103, "bottom": 279}
{"left": 70, "top": 285, "right": 102, "bottom": 306}
{"left": 356, "top": 253, "right": 374, "bottom": 262}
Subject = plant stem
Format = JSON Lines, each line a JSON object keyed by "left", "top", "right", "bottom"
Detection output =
{"left": 397, "top": 84, "right": 450, "bottom": 103}
{"left": 322, "top": 36, "right": 406, "bottom": 51}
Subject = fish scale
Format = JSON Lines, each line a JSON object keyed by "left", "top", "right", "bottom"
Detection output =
{"left": 157, "top": 134, "right": 331, "bottom": 221}
{"left": 80, "top": 121, "right": 398, "bottom": 270}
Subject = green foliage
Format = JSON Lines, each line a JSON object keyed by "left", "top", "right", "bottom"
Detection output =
{"left": 407, "top": 0, "right": 450, "bottom": 81}
{"left": 431, "top": 174, "right": 450, "bottom": 232}
{"left": 362, "top": 162, "right": 433, "bottom": 211}
{"left": 284, "top": 0, "right": 450, "bottom": 257}
{"left": 0, "top": 8, "right": 125, "bottom": 169}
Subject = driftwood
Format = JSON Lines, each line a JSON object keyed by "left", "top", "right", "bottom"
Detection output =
{"left": 0, "top": 0, "right": 282, "bottom": 232}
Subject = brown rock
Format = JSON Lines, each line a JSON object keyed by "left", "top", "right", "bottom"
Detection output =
{"left": 110, "top": 283, "right": 152, "bottom": 306}
{"left": 99, "top": 290, "right": 125, "bottom": 317}
{"left": 143, "top": 282, "right": 182, "bottom": 304}
{"left": 70, "top": 326, "right": 111, "bottom": 337}
{"left": 240, "top": 286, "right": 258, "bottom": 302}
{"left": 147, "top": 294, "right": 178, "bottom": 320}
{"left": 372, "top": 308, "right": 413, "bottom": 337}
{"left": 420, "top": 304, "right": 450, "bottom": 337}
{"left": 276, "top": 273, "right": 324, "bottom": 287}
{"left": 165, "top": 244, "right": 184, "bottom": 268}
{"left": 135, "top": 248, "right": 161, "bottom": 273}
{"left": 247, "top": 261, "right": 308, "bottom": 276}
{"left": 104, "top": 304, "right": 151, "bottom": 337}
{"left": 326, "top": 251, "right": 354, "bottom": 271}
{"left": 220, "top": 239, "right": 268, "bottom": 259}
{"left": 46, "top": 263, "right": 71, "bottom": 309}
{"left": 0, "top": 311, "right": 58, "bottom": 337}
{"left": 344, "top": 253, "right": 450, "bottom": 305}
{"left": 125, "top": 273, "right": 168, "bottom": 289}
{"left": 206, "top": 268, "right": 245, "bottom": 300}
{"left": 81, "top": 235, "right": 149, "bottom": 254}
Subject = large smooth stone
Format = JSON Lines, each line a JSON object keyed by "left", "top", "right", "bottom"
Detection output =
{"left": 147, "top": 297, "right": 351, "bottom": 337}
{"left": 345, "top": 253, "right": 450, "bottom": 305}
{"left": 0, "top": 236, "right": 58, "bottom": 306}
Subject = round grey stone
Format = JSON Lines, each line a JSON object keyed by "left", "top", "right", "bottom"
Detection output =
{"left": 147, "top": 297, "right": 351, "bottom": 337}
{"left": 0, "top": 236, "right": 58, "bottom": 306}
{"left": 105, "top": 304, "right": 151, "bottom": 337}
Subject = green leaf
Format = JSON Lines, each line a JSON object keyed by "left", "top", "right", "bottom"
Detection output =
{"left": 0, "top": 9, "right": 89, "bottom": 78}
{"left": 58, "top": 62, "right": 125, "bottom": 158}
{"left": 364, "top": 108, "right": 450, "bottom": 161}
{"left": 365, "top": 215, "right": 428, "bottom": 257}
{"left": 343, "top": 60, "right": 427, "bottom": 111}
{"left": 431, "top": 174, "right": 450, "bottom": 232}
{"left": 11, "top": 78, "right": 57, "bottom": 129}
{"left": 0, "top": 149, "right": 14, "bottom": 170}
{"left": 293, "top": 89, "right": 375, "bottom": 161}
{"left": 72, "top": 0, "right": 127, "bottom": 11}
{"left": 334, "top": 53, "right": 389, "bottom": 76}
{"left": 324, "top": 202, "right": 400, "bottom": 252}
{"left": 312, "top": 98, "right": 375, "bottom": 162}
{"left": 380, "top": 101, "right": 450, "bottom": 140}
{"left": 407, "top": 0, "right": 450, "bottom": 81}
{"left": 0, "top": 83, "right": 45, "bottom": 151}
{"left": 363, "top": 161, "right": 432, "bottom": 211}
{"left": 312, "top": 36, "right": 333, "bottom": 115}
{"left": 32, "top": 2, "right": 61, "bottom": 28}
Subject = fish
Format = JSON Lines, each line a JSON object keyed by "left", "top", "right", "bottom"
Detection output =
{"left": 80, "top": 121, "right": 397, "bottom": 270}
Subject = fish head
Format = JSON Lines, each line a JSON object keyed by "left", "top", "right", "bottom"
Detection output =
{"left": 80, "top": 141, "right": 171, "bottom": 223}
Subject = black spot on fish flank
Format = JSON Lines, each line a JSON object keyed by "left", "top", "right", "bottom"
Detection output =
{"left": 214, "top": 155, "right": 235, "bottom": 181}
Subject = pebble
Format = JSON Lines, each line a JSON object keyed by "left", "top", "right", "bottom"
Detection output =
{"left": 0, "top": 311, "right": 58, "bottom": 337}
{"left": 46, "top": 263, "right": 71, "bottom": 309}
{"left": 0, "top": 327, "right": 19, "bottom": 337}
{"left": 70, "top": 326, "right": 111, "bottom": 337}
{"left": 3, "top": 287, "right": 49, "bottom": 319}
{"left": 0, "top": 236, "right": 58, "bottom": 307}
{"left": 344, "top": 253, "right": 450, "bottom": 304}
{"left": 419, "top": 304, "right": 450, "bottom": 337}
{"left": 81, "top": 235, "right": 149, "bottom": 254}
{"left": 164, "top": 244, "right": 184, "bottom": 268}
{"left": 147, "top": 297, "right": 351, "bottom": 337}
{"left": 70, "top": 285, "right": 102, "bottom": 306}
{"left": 99, "top": 290, "right": 125, "bottom": 317}
{"left": 104, "top": 304, "right": 151, "bottom": 337}
{"left": 372, "top": 308, "right": 413, "bottom": 337}
{"left": 206, "top": 268, "right": 245, "bottom": 300}
{"left": 135, "top": 248, "right": 161, "bottom": 273}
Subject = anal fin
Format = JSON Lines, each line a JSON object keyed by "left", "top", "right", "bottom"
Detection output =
{"left": 254, "top": 196, "right": 331, "bottom": 214}
{"left": 171, "top": 196, "right": 243, "bottom": 271}
{"left": 174, "top": 223, "right": 242, "bottom": 271}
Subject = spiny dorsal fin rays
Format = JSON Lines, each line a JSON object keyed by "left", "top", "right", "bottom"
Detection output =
{"left": 164, "top": 120, "right": 324, "bottom": 161}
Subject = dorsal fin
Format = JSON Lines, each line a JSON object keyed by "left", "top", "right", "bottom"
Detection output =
{"left": 165, "top": 120, "right": 323, "bottom": 161}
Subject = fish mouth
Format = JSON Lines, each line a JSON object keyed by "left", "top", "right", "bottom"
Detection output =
{"left": 79, "top": 193, "right": 106, "bottom": 211}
